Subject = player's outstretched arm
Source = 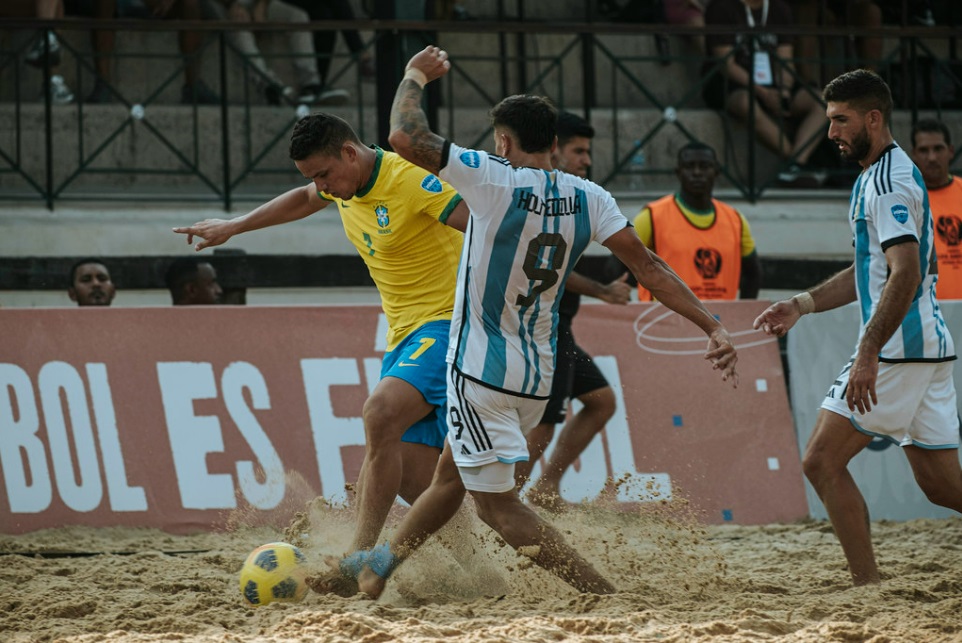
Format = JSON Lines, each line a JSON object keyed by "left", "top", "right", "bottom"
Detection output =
{"left": 172, "top": 184, "right": 325, "bottom": 251}
{"left": 388, "top": 46, "right": 452, "bottom": 175}
{"left": 753, "top": 264, "right": 857, "bottom": 337}
{"left": 603, "top": 228, "right": 738, "bottom": 386}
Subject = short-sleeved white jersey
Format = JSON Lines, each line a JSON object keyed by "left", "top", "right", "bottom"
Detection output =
{"left": 439, "top": 142, "right": 629, "bottom": 398}
{"left": 849, "top": 143, "right": 955, "bottom": 362}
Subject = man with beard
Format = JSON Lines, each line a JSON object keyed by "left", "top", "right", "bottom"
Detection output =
{"left": 910, "top": 118, "right": 962, "bottom": 300}
{"left": 68, "top": 259, "right": 116, "bottom": 306}
{"left": 754, "top": 69, "right": 961, "bottom": 586}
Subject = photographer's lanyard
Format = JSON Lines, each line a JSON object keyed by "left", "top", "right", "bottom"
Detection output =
{"left": 745, "top": 0, "right": 773, "bottom": 85}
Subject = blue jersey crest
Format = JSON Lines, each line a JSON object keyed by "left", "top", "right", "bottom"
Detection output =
{"left": 460, "top": 151, "right": 481, "bottom": 168}
{"left": 421, "top": 174, "right": 443, "bottom": 193}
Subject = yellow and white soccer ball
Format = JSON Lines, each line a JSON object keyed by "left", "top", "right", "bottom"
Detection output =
{"left": 239, "top": 542, "right": 309, "bottom": 606}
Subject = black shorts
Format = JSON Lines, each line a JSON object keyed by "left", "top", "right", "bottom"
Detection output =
{"left": 540, "top": 322, "right": 610, "bottom": 426}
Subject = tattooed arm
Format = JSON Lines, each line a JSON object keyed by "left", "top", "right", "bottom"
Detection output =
{"left": 388, "top": 46, "right": 454, "bottom": 175}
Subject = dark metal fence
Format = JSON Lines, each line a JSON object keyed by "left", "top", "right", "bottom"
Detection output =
{"left": 1, "top": 16, "right": 961, "bottom": 208}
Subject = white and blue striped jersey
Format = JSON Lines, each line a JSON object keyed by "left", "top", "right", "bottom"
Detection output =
{"left": 439, "top": 142, "right": 629, "bottom": 398}
{"left": 848, "top": 143, "right": 955, "bottom": 362}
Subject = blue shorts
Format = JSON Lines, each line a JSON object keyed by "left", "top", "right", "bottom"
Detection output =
{"left": 381, "top": 320, "right": 451, "bottom": 449}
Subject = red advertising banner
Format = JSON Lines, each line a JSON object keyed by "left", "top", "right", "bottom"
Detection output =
{"left": 570, "top": 301, "right": 807, "bottom": 525}
{"left": 0, "top": 302, "right": 807, "bottom": 534}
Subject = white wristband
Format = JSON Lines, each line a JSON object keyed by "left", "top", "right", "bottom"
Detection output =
{"left": 403, "top": 68, "right": 428, "bottom": 88}
{"left": 793, "top": 292, "right": 815, "bottom": 315}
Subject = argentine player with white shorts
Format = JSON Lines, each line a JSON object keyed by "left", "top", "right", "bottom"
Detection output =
{"left": 822, "top": 359, "right": 958, "bottom": 448}
{"left": 754, "top": 69, "right": 960, "bottom": 587}
{"left": 355, "top": 45, "right": 739, "bottom": 599}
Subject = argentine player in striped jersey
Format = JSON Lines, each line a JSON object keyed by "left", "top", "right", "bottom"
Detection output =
{"left": 173, "top": 113, "right": 474, "bottom": 593}
{"left": 754, "top": 69, "right": 961, "bottom": 586}
{"left": 355, "top": 46, "right": 739, "bottom": 598}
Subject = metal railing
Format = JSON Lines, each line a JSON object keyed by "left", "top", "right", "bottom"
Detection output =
{"left": 1, "top": 16, "right": 962, "bottom": 208}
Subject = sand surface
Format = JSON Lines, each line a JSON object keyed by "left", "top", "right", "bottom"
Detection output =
{"left": 3, "top": 498, "right": 962, "bottom": 643}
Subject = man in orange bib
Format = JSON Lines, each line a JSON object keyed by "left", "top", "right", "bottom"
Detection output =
{"left": 633, "top": 142, "right": 761, "bottom": 301}
{"left": 910, "top": 118, "right": 962, "bottom": 300}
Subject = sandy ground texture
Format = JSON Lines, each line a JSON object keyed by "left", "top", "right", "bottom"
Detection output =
{"left": 3, "top": 497, "right": 962, "bottom": 643}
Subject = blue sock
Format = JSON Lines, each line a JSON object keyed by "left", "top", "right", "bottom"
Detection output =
{"left": 339, "top": 549, "right": 370, "bottom": 578}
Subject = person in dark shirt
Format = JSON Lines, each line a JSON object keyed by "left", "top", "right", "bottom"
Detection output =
{"left": 702, "top": 0, "right": 827, "bottom": 186}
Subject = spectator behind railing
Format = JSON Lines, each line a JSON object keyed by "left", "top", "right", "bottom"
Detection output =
{"left": 282, "top": 0, "right": 375, "bottom": 104}
{"left": 165, "top": 257, "right": 223, "bottom": 305}
{"left": 910, "top": 117, "right": 962, "bottom": 300}
{"left": 789, "top": 0, "right": 882, "bottom": 88}
{"left": 67, "top": 258, "right": 116, "bottom": 306}
{"left": 200, "top": 0, "right": 344, "bottom": 106}
{"left": 702, "top": 0, "right": 828, "bottom": 188}
{"left": 4, "top": 0, "right": 75, "bottom": 104}
{"left": 69, "top": 0, "right": 219, "bottom": 104}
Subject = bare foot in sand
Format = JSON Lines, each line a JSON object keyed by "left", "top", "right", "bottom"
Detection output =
{"left": 357, "top": 566, "right": 387, "bottom": 599}
{"left": 305, "top": 556, "right": 359, "bottom": 598}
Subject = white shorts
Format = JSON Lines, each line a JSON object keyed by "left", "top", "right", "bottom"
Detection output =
{"left": 821, "top": 359, "right": 960, "bottom": 448}
{"left": 446, "top": 366, "right": 548, "bottom": 493}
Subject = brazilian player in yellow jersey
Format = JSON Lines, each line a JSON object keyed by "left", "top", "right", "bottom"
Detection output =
{"left": 318, "top": 144, "right": 463, "bottom": 350}
{"left": 173, "top": 113, "right": 470, "bottom": 593}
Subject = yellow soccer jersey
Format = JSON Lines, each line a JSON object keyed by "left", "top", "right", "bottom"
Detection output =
{"left": 320, "top": 147, "right": 463, "bottom": 350}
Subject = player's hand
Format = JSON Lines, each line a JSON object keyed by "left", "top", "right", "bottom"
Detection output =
{"left": 406, "top": 46, "right": 451, "bottom": 84}
{"left": 752, "top": 299, "right": 801, "bottom": 338}
{"left": 172, "top": 219, "right": 234, "bottom": 251}
{"left": 598, "top": 273, "right": 631, "bottom": 305}
{"left": 706, "top": 327, "right": 738, "bottom": 388}
{"left": 846, "top": 351, "right": 879, "bottom": 414}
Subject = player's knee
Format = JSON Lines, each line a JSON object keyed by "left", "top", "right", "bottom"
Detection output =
{"left": 579, "top": 387, "right": 616, "bottom": 420}
{"left": 915, "top": 472, "right": 962, "bottom": 510}
{"left": 434, "top": 474, "right": 468, "bottom": 510}
{"left": 919, "top": 485, "right": 954, "bottom": 509}
{"left": 801, "top": 450, "right": 828, "bottom": 486}
{"left": 472, "top": 494, "right": 513, "bottom": 534}
{"left": 361, "top": 396, "right": 403, "bottom": 447}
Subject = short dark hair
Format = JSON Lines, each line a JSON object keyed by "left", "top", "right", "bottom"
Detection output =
{"left": 490, "top": 95, "right": 558, "bottom": 154}
{"left": 911, "top": 118, "right": 952, "bottom": 148}
{"left": 289, "top": 113, "right": 362, "bottom": 161}
{"left": 823, "top": 69, "right": 893, "bottom": 125}
{"left": 677, "top": 141, "right": 717, "bottom": 164}
{"left": 68, "top": 258, "right": 110, "bottom": 287}
{"left": 165, "top": 257, "right": 208, "bottom": 300}
{"left": 556, "top": 111, "right": 594, "bottom": 148}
